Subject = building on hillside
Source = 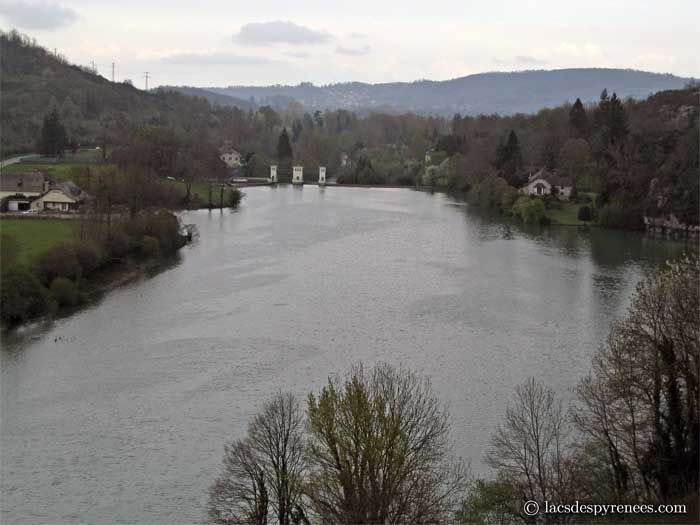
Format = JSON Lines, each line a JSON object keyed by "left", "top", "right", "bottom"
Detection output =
{"left": 0, "top": 171, "right": 49, "bottom": 211}
{"left": 220, "top": 148, "right": 242, "bottom": 168}
{"left": 521, "top": 168, "right": 573, "bottom": 199}
{"left": 31, "top": 181, "right": 85, "bottom": 213}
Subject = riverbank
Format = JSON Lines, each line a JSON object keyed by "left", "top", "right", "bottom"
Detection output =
{"left": 1, "top": 254, "right": 179, "bottom": 335}
{"left": 0, "top": 210, "right": 189, "bottom": 329}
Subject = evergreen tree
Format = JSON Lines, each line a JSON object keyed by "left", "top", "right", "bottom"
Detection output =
{"left": 596, "top": 90, "right": 629, "bottom": 148}
{"left": 37, "top": 108, "right": 68, "bottom": 157}
{"left": 291, "top": 118, "right": 303, "bottom": 143}
{"left": 569, "top": 98, "right": 587, "bottom": 136}
{"left": 276, "top": 128, "right": 293, "bottom": 160}
{"left": 495, "top": 130, "right": 523, "bottom": 187}
{"left": 608, "top": 93, "right": 629, "bottom": 146}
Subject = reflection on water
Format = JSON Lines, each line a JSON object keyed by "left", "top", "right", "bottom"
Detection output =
{"left": 0, "top": 186, "right": 692, "bottom": 524}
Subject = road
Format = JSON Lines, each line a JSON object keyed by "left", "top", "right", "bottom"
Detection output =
{"left": 0, "top": 153, "right": 38, "bottom": 169}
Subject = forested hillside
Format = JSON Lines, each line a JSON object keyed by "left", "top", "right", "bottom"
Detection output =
{"left": 173, "top": 69, "right": 691, "bottom": 115}
{"left": 0, "top": 31, "right": 231, "bottom": 156}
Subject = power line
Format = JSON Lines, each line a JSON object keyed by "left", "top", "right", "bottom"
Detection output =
{"left": 143, "top": 71, "right": 150, "bottom": 91}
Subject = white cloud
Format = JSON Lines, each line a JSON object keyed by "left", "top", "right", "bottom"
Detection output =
{"left": 336, "top": 45, "right": 371, "bottom": 56}
{"left": 493, "top": 55, "right": 547, "bottom": 66}
{"left": 161, "top": 51, "right": 280, "bottom": 66}
{"left": 233, "top": 20, "right": 332, "bottom": 46}
{"left": 0, "top": 0, "right": 77, "bottom": 30}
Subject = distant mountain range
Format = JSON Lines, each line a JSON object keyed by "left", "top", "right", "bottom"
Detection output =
{"left": 164, "top": 69, "right": 692, "bottom": 116}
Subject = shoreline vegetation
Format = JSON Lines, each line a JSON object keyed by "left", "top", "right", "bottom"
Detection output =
{"left": 209, "top": 256, "right": 699, "bottom": 524}
{"left": 0, "top": 210, "right": 188, "bottom": 330}
{"left": 1, "top": 136, "right": 243, "bottom": 330}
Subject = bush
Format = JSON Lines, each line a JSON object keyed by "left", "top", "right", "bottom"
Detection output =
{"left": 50, "top": 276, "right": 80, "bottom": 306}
{"left": 106, "top": 228, "right": 132, "bottom": 258}
{"left": 598, "top": 201, "right": 644, "bottom": 229}
{"left": 37, "top": 243, "right": 81, "bottom": 285}
{"left": 577, "top": 205, "right": 593, "bottom": 222}
{"left": 512, "top": 196, "right": 547, "bottom": 224}
{"left": 228, "top": 188, "right": 242, "bottom": 208}
{"left": 468, "top": 176, "right": 512, "bottom": 210}
{"left": 0, "top": 267, "right": 50, "bottom": 324}
{"left": 140, "top": 235, "right": 160, "bottom": 258}
{"left": 70, "top": 241, "right": 104, "bottom": 276}
{"left": 143, "top": 211, "right": 183, "bottom": 255}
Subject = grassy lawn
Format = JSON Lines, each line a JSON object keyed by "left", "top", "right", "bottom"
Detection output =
{"left": 547, "top": 194, "right": 597, "bottom": 226}
{"left": 1, "top": 151, "right": 105, "bottom": 182}
{"left": 548, "top": 202, "right": 584, "bottom": 225}
{"left": 1, "top": 162, "right": 85, "bottom": 182}
{"left": 0, "top": 219, "right": 75, "bottom": 266}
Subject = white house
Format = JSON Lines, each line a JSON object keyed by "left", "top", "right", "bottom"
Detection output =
{"left": 31, "top": 182, "right": 84, "bottom": 212}
{"left": 220, "top": 148, "right": 242, "bottom": 168}
{"left": 31, "top": 188, "right": 78, "bottom": 212}
{"left": 521, "top": 169, "right": 573, "bottom": 200}
{"left": 292, "top": 166, "right": 304, "bottom": 185}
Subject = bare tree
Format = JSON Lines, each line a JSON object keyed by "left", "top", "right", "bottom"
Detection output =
{"left": 209, "top": 440, "right": 269, "bottom": 524}
{"left": 485, "top": 378, "right": 575, "bottom": 524}
{"left": 573, "top": 255, "right": 699, "bottom": 503}
{"left": 306, "top": 362, "right": 468, "bottom": 524}
{"left": 209, "top": 393, "right": 309, "bottom": 525}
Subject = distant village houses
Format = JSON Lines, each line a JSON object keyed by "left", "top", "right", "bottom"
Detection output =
{"left": 521, "top": 168, "right": 573, "bottom": 200}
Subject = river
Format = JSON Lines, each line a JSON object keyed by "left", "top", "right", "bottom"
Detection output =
{"left": 0, "top": 186, "right": 690, "bottom": 523}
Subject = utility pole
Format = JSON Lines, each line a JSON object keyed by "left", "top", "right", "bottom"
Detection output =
{"left": 90, "top": 60, "right": 97, "bottom": 73}
{"left": 143, "top": 72, "right": 150, "bottom": 91}
{"left": 111, "top": 62, "right": 115, "bottom": 82}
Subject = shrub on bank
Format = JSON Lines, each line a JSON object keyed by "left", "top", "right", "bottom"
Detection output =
{"left": 50, "top": 276, "right": 80, "bottom": 306}
{"left": 468, "top": 176, "right": 512, "bottom": 211}
{"left": 578, "top": 205, "right": 592, "bottom": 222}
{"left": 37, "top": 243, "right": 81, "bottom": 285}
{"left": 71, "top": 241, "right": 104, "bottom": 276}
{"left": 512, "top": 196, "right": 547, "bottom": 224}
{"left": 0, "top": 267, "right": 51, "bottom": 324}
{"left": 105, "top": 228, "right": 132, "bottom": 258}
{"left": 598, "top": 200, "right": 644, "bottom": 230}
{"left": 228, "top": 188, "right": 242, "bottom": 208}
{"left": 140, "top": 235, "right": 160, "bottom": 258}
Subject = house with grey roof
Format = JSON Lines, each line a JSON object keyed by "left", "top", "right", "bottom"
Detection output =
{"left": 0, "top": 171, "right": 50, "bottom": 211}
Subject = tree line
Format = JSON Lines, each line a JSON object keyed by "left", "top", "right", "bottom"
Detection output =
{"left": 4, "top": 29, "right": 697, "bottom": 230}
{"left": 208, "top": 256, "right": 698, "bottom": 524}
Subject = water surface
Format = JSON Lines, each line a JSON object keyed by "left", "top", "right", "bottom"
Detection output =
{"left": 1, "top": 186, "right": 689, "bottom": 523}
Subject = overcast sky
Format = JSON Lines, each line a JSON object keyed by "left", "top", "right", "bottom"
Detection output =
{"left": 1, "top": 0, "right": 698, "bottom": 88}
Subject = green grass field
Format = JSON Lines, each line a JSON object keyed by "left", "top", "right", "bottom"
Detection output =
{"left": 0, "top": 219, "right": 75, "bottom": 266}
{"left": 1, "top": 162, "right": 84, "bottom": 182}
{"left": 1, "top": 150, "right": 105, "bottom": 182}
{"left": 547, "top": 193, "right": 597, "bottom": 226}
